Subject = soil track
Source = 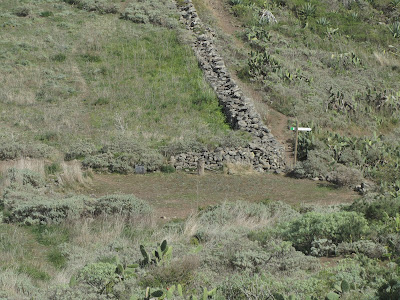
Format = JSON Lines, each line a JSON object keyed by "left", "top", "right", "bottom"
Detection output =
{"left": 88, "top": 173, "right": 358, "bottom": 220}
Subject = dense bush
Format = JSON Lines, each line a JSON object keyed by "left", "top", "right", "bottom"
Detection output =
{"left": 337, "top": 240, "right": 388, "bottom": 259}
{"left": 81, "top": 140, "right": 163, "bottom": 173}
{"left": 349, "top": 194, "right": 400, "bottom": 221}
{"left": 377, "top": 277, "right": 400, "bottom": 300}
{"left": 140, "top": 255, "right": 199, "bottom": 287}
{"left": 279, "top": 211, "right": 369, "bottom": 253}
{"left": 65, "top": 141, "right": 97, "bottom": 161}
{"left": 76, "top": 262, "right": 117, "bottom": 294}
{"left": 6, "top": 168, "right": 45, "bottom": 188}
{"left": 13, "top": 6, "right": 30, "bottom": 17}
{"left": 2, "top": 187, "right": 151, "bottom": 225}
{"left": 326, "top": 165, "right": 363, "bottom": 187}
{"left": 292, "top": 149, "right": 334, "bottom": 179}
{"left": 2, "top": 190, "right": 95, "bottom": 225}
{"left": 0, "top": 139, "right": 52, "bottom": 160}
{"left": 94, "top": 194, "right": 152, "bottom": 217}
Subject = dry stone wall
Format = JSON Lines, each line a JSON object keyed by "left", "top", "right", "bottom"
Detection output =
{"left": 173, "top": 0, "right": 286, "bottom": 172}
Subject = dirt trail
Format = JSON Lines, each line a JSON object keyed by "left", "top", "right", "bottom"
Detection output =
{"left": 88, "top": 173, "right": 358, "bottom": 220}
{"left": 195, "top": 0, "right": 294, "bottom": 165}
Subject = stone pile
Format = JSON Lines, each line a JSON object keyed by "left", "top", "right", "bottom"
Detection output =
{"left": 173, "top": 0, "right": 286, "bottom": 172}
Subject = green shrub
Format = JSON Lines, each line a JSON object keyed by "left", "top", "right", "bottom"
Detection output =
{"left": 45, "top": 162, "right": 62, "bottom": 175}
{"left": 377, "top": 277, "right": 400, "bottom": 300}
{"left": 160, "top": 164, "right": 175, "bottom": 173}
{"left": 94, "top": 194, "right": 152, "bottom": 217}
{"left": 18, "top": 265, "right": 51, "bottom": 281}
{"left": 76, "top": 262, "right": 117, "bottom": 294}
{"left": 65, "top": 141, "right": 97, "bottom": 161}
{"left": 2, "top": 188, "right": 151, "bottom": 225}
{"left": 140, "top": 256, "right": 199, "bottom": 287}
{"left": 337, "top": 240, "right": 388, "bottom": 259}
{"left": 293, "top": 149, "right": 334, "bottom": 179}
{"left": 0, "top": 139, "right": 52, "bottom": 160}
{"left": 326, "top": 165, "right": 363, "bottom": 187}
{"left": 82, "top": 153, "right": 111, "bottom": 169}
{"left": 6, "top": 168, "right": 45, "bottom": 188}
{"left": 298, "top": 3, "right": 316, "bottom": 19}
{"left": 279, "top": 211, "right": 369, "bottom": 253}
{"left": 231, "top": 248, "right": 271, "bottom": 272}
{"left": 52, "top": 53, "right": 67, "bottom": 62}
{"left": 47, "top": 248, "right": 67, "bottom": 269}
{"left": 40, "top": 11, "right": 54, "bottom": 17}
{"left": 81, "top": 54, "right": 102, "bottom": 63}
{"left": 82, "top": 140, "right": 163, "bottom": 173}
{"left": 2, "top": 191, "right": 95, "bottom": 225}
{"left": 13, "top": 7, "right": 30, "bottom": 17}
{"left": 349, "top": 195, "right": 400, "bottom": 221}
{"left": 93, "top": 97, "right": 109, "bottom": 106}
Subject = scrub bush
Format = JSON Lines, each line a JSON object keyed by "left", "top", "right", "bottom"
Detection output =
{"left": 6, "top": 168, "right": 44, "bottom": 188}
{"left": 76, "top": 262, "right": 117, "bottom": 294}
{"left": 0, "top": 140, "right": 52, "bottom": 160}
{"left": 279, "top": 211, "right": 369, "bottom": 253}
{"left": 2, "top": 187, "right": 151, "bottom": 225}
{"left": 2, "top": 191, "right": 95, "bottom": 225}
{"left": 65, "top": 141, "right": 97, "bottom": 161}
{"left": 93, "top": 194, "right": 152, "bottom": 217}
{"left": 337, "top": 240, "right": 388, "bottom": 259}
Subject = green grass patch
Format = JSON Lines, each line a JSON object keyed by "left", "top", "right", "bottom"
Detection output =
{"left": 18, "top": 265, "right": 51, "bottom": 281}
{"left": 47, "top": 248, "right": 67, "bottom": 269}
{"left": 31, "top": 225, "right": 70, "bottom": 246}
{"left": 0, "top": 0, "right": 244, "bottom": 164}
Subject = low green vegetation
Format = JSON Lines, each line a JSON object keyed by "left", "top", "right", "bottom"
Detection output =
{"left": 0, "top": 172, "right": 399, "bottom": 299}
{"left": 0, "top": 0, "right": 247, "bottom": 174}
{"left": 227, "top": 0, "right": 400, "bottom": 186}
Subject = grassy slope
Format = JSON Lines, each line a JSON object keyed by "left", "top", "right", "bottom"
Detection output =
{"left": 0, "top": 0, "right": 239, "bottom": 156}
{"left": 229, "top": 0, "right": 400, "bottom": 132}
{"left": 206, "top": 0, "right": 400, "bottom": 185}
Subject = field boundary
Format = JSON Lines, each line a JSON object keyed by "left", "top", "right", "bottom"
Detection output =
{"left": 172, "top": 0, "right": 286, "bottom": 173}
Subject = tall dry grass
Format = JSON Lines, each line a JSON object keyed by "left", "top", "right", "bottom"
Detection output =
{"left": 58, "top": 160, "right": 92, "bottom": 187}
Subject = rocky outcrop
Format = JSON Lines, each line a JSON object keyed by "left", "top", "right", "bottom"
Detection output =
{"left": 173, "top": 0, "right": 286, "bottom": 172}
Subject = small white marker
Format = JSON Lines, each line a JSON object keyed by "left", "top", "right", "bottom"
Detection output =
{"left": 290, "top": 127, "right": 312, "bottom": 132}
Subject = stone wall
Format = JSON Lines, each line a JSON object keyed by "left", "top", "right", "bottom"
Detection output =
{"left": 173, "top": 0, "right": 286, "bottom": 172}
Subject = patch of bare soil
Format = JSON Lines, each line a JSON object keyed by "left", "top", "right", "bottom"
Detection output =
{"left": 87, "top": 173, "right": 358, "bottom": 220}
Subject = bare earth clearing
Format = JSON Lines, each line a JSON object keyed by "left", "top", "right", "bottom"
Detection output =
{"left": 88, "top": 173, "right": 358, "bottom": 219}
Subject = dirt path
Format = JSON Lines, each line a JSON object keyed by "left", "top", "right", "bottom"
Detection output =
{"left": 87, "top": 173, "right": 358, "bottom": 220}
{"left": 194, "top": 0, "right": 294, "bottom": 165}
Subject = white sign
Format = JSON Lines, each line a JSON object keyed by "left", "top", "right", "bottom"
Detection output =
{"left": 290, "top": 127, "right": 312, "bottom": 132}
